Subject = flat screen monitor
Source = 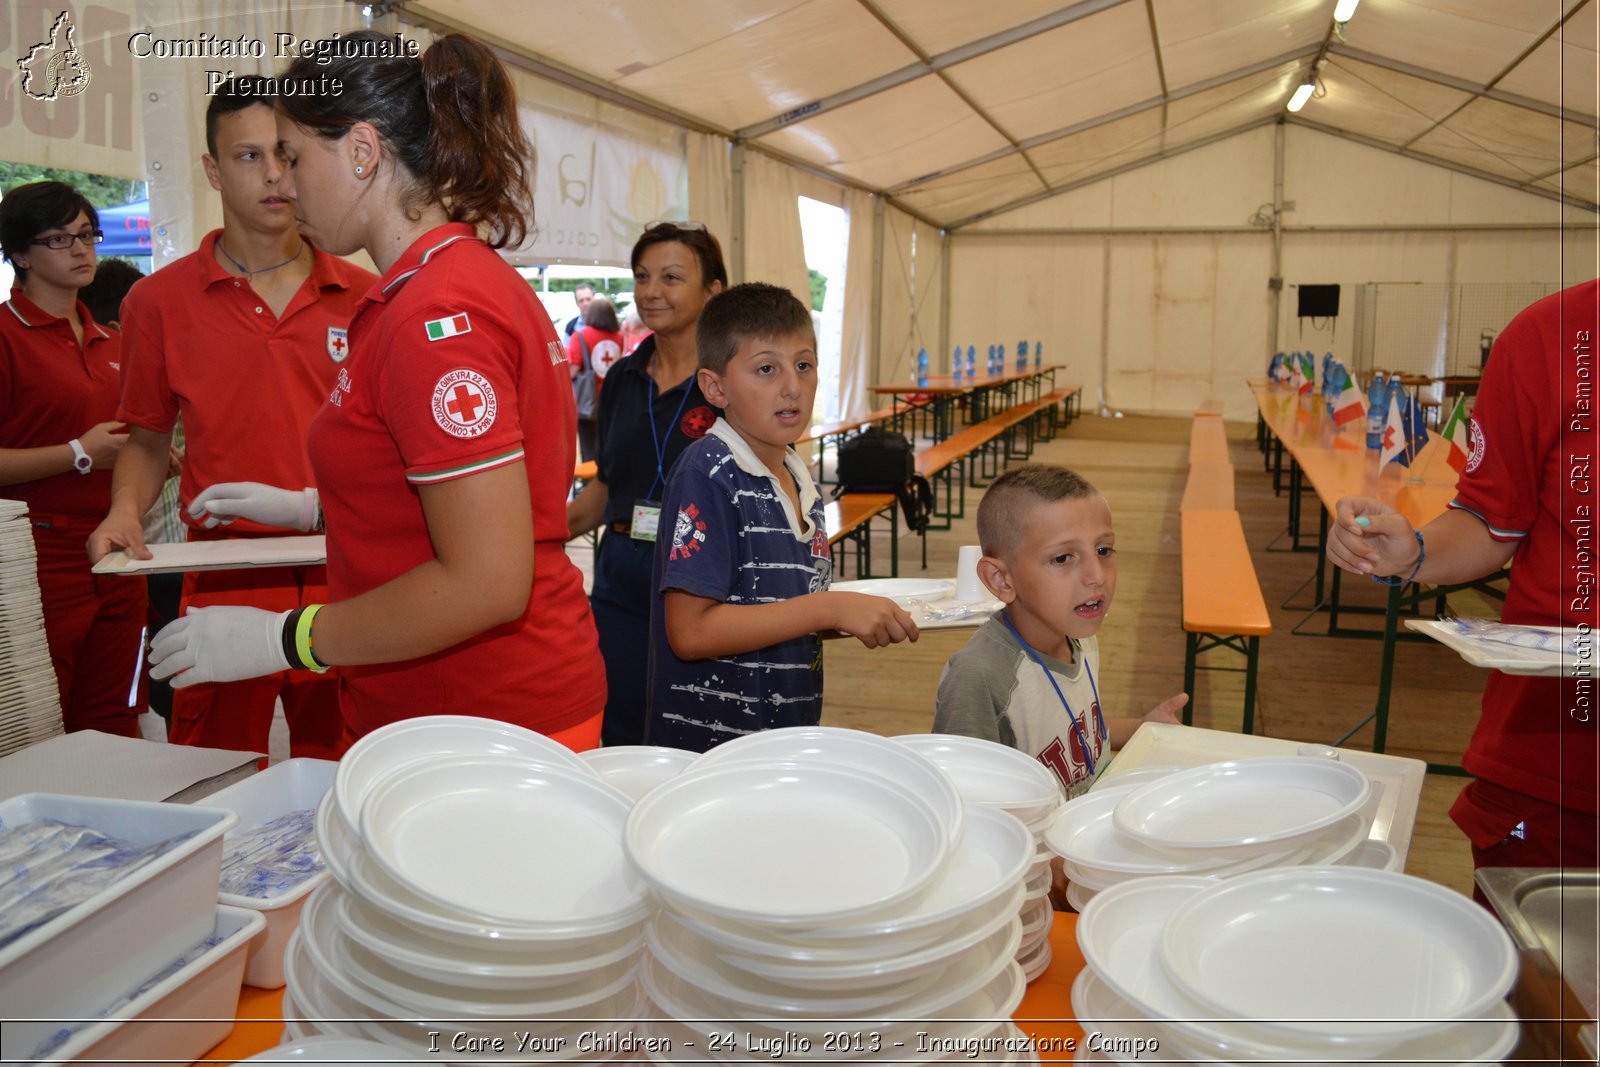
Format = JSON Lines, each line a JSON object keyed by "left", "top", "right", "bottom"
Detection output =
{"left": 1298, "top": 284, "right": 1340, "bottom": 318}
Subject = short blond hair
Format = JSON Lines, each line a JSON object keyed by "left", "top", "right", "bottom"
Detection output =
{"left": 976, "top": 465, "right": 1100, "bottom": 559}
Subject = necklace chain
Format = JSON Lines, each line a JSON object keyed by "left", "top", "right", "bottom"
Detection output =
{"left": 216, "top": 238, "right": 304, "bottom": 278}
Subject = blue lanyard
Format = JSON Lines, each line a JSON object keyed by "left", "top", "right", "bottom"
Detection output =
{"left": 999, "top": 610, "right": 1107, "bottom": 776}
{"left": 645, "top": 355, "right": 696, "bottom": 500}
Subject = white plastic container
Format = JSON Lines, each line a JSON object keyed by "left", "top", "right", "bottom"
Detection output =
{"left": 0, "top": 793, "right": 236, "bottom": 1062}
{"left": 38, "top": 905, "right": 265, "bottom": 1065}
{"left": 206, "top": 758, "right": 338, "bottom": 988}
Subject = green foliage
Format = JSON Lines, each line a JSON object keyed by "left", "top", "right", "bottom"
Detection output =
{"left": 0, "top": 162, "right": 144, "bottom": 209}
{"left": 809, "top": 268, "right": 827, "bottom": 312}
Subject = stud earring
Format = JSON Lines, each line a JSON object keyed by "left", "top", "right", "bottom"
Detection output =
{"left": 354, "top": 166, "right": 364, "bottom": 175}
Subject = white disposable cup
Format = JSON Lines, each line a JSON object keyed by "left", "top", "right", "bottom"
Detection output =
{"left": 956, "top": 545, "right": 984, "bottom": 601}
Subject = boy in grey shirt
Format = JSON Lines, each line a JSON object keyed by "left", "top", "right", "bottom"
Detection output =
{"left": 933, "top": 465, "right": 1186, "bottom": 798}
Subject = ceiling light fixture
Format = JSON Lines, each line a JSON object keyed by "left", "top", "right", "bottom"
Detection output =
{"left": 1286, "top": 81, "right": 1316, "bottom": 113}
{"left": 1333, "top": 0, "right": 1360, "bottom": 22}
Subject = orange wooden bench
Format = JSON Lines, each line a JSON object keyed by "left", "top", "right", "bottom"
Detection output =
{"left": 1180, "top": 508, "right": 1272, "bottom": 733}
{"left": 1188, "top": 416, "right": 1231, "bottom": 466}
{"left": 1181, "top": 463, "right": 1236, "bottom": 512}
{"left": 1195, "top": 398, "right": 1225, "bottom": 416}
{"left": 573, "top": 460, "right": 597, "bottom": 482}
{"left": 824, "top": 493, "right": 898, "bottom": 578}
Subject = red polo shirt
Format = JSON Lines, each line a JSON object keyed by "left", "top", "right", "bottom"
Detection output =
{"left": 307, "top": 223, "right": 604, "bottom": 736}
{"left": 116, "top": 231, "right": 375, "bottom": 535}
{"left": 0, "top": 290, "right": 121, "bottom": 518}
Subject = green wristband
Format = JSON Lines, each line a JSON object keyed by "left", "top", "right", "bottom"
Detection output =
{"left": 295, "top": 603, "right": 330, "bottom": 673}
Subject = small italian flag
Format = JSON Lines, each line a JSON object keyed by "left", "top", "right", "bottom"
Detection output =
{"left": 1441, "top": 395, "right": 1472, "bottom": 473}
{"left": 425, "top": 313, "right": 471, "bottom": 341}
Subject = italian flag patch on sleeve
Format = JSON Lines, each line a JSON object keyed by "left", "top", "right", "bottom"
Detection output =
{"left": 425, "top": 313, "right": 471, "bottom": 341}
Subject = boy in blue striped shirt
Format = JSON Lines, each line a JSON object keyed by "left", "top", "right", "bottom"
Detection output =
{"left": 645, "top": 283, "right": 917, "bottom": 752}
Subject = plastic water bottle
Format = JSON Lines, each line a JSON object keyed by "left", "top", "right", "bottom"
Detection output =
{"left": 1364, "top": 372, "right": 1387, "bottom": 447}
{"left": 997, "top": 344, "right": 1006, "bottom": 375}
{"left": 952, "top": 345, "right": 963, "bottom": 381}
{"left": 1017, "top": 341, "right": 1028, "bottom": 372}
{"left": 916, "top": 347, "right": 928, "bottom": 387}
{"left": 966, "top": 345, "right": 976, "bottom": 379}
{"left": 985, "top": 345, "right": 995, "bottom": 375}
{"left": 1034, "top": 340, "right": 1043, "bottom": 369}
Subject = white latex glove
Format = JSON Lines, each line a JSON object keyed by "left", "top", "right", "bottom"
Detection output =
{"left": 148, "top": 606, "right": 294, "bottom": 687}
{"left": 188, "top": 482, "right": 320, "bottom": 532}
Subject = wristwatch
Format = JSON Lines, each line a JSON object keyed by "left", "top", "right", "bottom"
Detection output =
{"left": 68, "top": 439, "right": 92, "bottom": 475}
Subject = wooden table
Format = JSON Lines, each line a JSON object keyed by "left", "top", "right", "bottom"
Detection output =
{"left": 202, "top": 914, "right": 1089, "bottom": 1063}
{"left": 1248, "top": 383, "right": 1505, "bottom": 761}
{"left": 869, "top": 366, "right": 1058, "bottom": 443}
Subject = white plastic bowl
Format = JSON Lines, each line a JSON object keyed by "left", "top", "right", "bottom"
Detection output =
{"left": 334, "top": 715, "right": 594, "bottom": 831}
{"left": 690, "top": 725, "right": 965, "bottom": 847}
{"left": 1159, "top": 867, "right": 1518, "bottom": 1043}
{"left": 625, "top": 760, "right": 947, "bottom": 926}
{"left": 894, "top": 734, "right": 1060, "bottom": 812}
{"left": 358, "top": 757, "right": 644, "bottom": 928}
{"left": 578, "top": 746, "right": 696, "bottom": 802}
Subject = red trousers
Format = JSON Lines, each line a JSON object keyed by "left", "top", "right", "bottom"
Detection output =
{"left": 168, "top": 562, "right": 342, "bottom": 759}
{"left": 32, "top": 515, "right": 146, "bottom": 736}
{"left": 1452, "top": 778, "right": 1600, "bottom": 907}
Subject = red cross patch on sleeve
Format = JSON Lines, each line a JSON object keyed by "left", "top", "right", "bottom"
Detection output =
{"left": 431, "top": 368, "right": 498, "bottom": 438}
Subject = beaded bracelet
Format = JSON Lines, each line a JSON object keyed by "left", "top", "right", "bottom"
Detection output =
{"left": 1372, "top": 529, "right": 1425, "bottom": 587}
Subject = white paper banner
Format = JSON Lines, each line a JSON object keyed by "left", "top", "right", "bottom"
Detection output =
{"left": 507, "top": 105, "right": 687, "bottom": 268}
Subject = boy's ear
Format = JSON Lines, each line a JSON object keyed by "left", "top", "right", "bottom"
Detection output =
{"left": 978, "top": 556, "right": 1015, "bottom": 604}
{"left": 697, "top": 367, "right": 727, "bottom": 407}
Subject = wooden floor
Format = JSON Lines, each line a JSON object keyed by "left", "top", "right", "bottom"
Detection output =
{"left": 819, "top": 412, "right": 1482, "bottom": 897}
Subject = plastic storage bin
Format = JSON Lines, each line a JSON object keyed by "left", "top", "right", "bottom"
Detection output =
{"left": 205, "top": 758, "right": 338, "bottom": 988}
{"left": 38, "top": 905, "right": 265, "bottom": 1065}
{"left": 0, "top": 793, "right": 236, "bottom": 1061}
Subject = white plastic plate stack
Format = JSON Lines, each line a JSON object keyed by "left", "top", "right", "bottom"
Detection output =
{"left": 625, "top": 727, "right": 1033, "bottom": 1064}
{"left": 295, "top": 716, "right": 649, "bottom": 1065}
{"left": 0, "top": 499, "right": 64, "bottom": 757}
{"left": 1071, "top": 868, "right": 1521, "bottom": 1064}
{"left": 1047, "top": 757, "right": 1381, "bottom": 907}
{"left": 892, "top": 734, "right": 1064, "bottom": 981}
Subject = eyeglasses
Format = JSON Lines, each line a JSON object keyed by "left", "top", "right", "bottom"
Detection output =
{"left": 644, "top": 220, "right": 707, "bottom": 234}
{"left": 33, "top": 229, "right": 105, "bottom": 250}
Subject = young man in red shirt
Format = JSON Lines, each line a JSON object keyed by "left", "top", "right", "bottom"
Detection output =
{"left": 88, "top": 76, "right": 376, "bottom": 758}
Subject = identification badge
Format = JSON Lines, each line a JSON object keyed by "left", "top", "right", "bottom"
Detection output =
{"left": 630, "top": 501, "right": 662, "bottom": 542}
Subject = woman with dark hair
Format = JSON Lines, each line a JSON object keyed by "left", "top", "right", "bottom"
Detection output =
{"left": 567, "top": 293, "right": 624, "bottom": 462}
{"left": 0, "top": 181, "right": 146, "bottom": 734}
{"left": 146, "top": 31, "right": 606, "bottom": 749}
{"left": 567, "top": 222, "right": 727, "bottom": 746}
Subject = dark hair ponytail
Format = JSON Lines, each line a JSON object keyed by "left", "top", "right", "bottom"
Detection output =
{"left": 278, "top": 30, "right": 534, "bottom": 249}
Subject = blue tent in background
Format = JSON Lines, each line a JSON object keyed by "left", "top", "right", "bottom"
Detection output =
{"left": 97, "top": 199, "right": 151, "bottom": 257}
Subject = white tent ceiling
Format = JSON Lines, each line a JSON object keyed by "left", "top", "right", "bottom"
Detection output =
{"left": 402, "top": 0, "right": 1599, "bottom": 228}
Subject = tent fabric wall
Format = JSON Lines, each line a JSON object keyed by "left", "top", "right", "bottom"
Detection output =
{"left": 876, "top": 206, "right": 947, "bottom": 386}
{"left": 739, "top": 150, "right": 811, "bottom": 308}
{"left": 687, "top": 130, "right": 733, "bottom": 254}
{"left": 955, "top": 122, "right": 1596, "bottom": 420}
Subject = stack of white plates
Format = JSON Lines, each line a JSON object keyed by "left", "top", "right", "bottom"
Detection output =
{"left": 287, "top": 716, "right": 649, "bottom": 1064}
{"left": 0, "top": 499, "right": 64, "bottom": 756}
{"left": 1071, "top": 868, "right": 1520, "bottom": 1064}
{"left": 624, "top": 727, "right": 1034, "bottom": 1064}
{"left": 1047, "top": 757, "right": 1388, "bottom": 907}
{"left": 893, "top": 734, "right": 1063, "bottom": 980}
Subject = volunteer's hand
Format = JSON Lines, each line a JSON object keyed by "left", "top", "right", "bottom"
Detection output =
{"left": 188, "top": 482, "right": 320, "bottom": 532}
{"left": 148, "top": 606, "right": 294, "bottom": 687}
{"left": 1142, "top": 692, "right": 1188, "bottom": 725}
{"left": 78, "top": 420, "right": 129, "bottom": 468}
{"left": 1328, "top": 496, "right": 1418, "bottom": 577}
{"left": 87, "top": 509, "right": 150, "bottom": 563}
{"left": 829, "top": 591, "right": 920, "bottom": 649}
